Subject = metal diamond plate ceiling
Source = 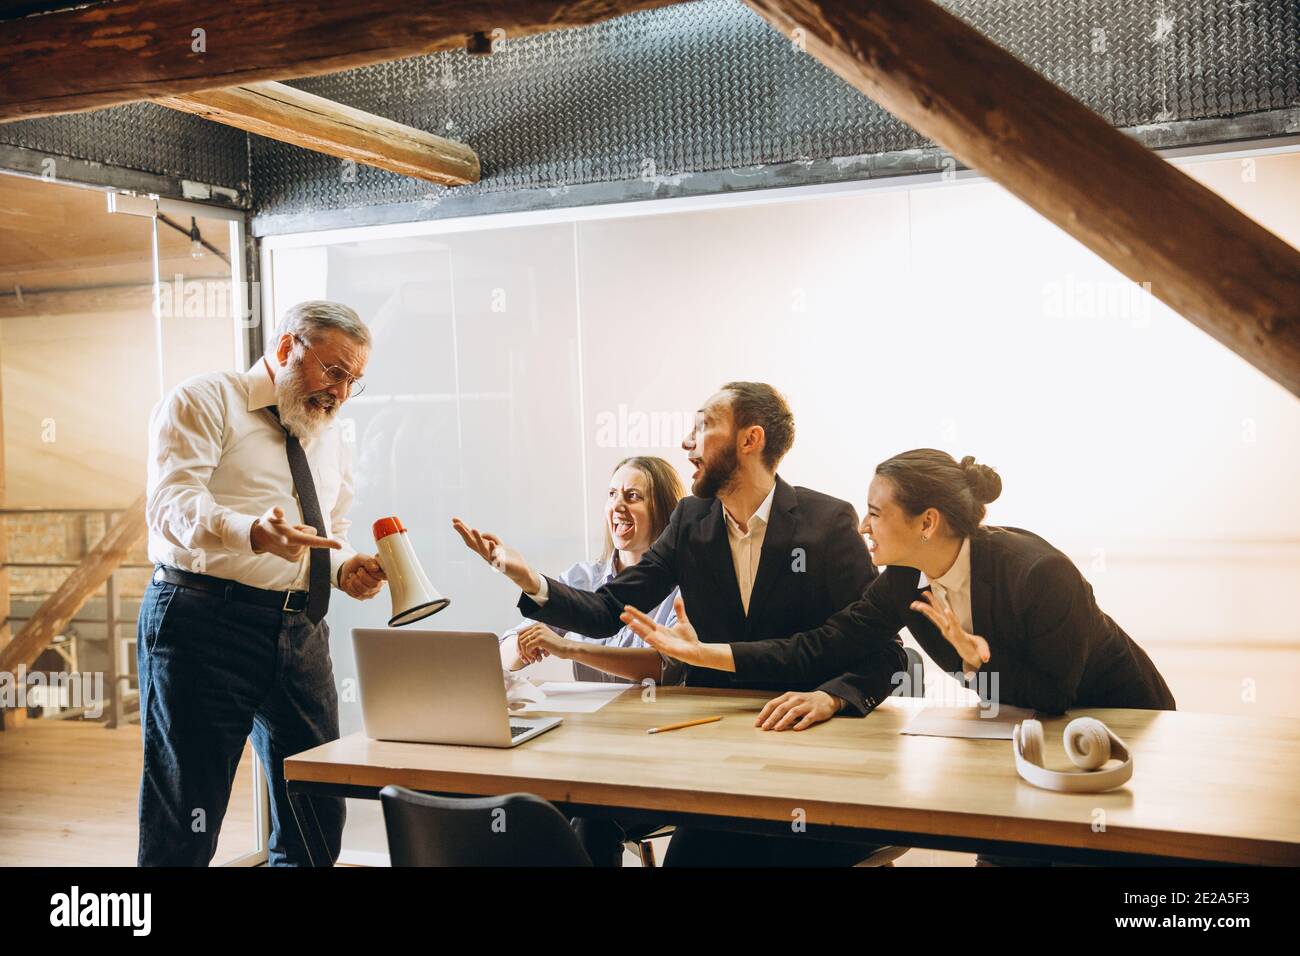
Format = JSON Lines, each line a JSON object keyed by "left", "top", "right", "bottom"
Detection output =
{"left": 1, "top": 0, "right": 1294, "bottom": 222}
{"left": 250, "top": 0, "right": 1299, "bottom": 218}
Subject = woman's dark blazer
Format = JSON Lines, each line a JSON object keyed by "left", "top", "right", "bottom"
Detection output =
{"left": 731, "top": 525, "right": 1176, "bottom": 714}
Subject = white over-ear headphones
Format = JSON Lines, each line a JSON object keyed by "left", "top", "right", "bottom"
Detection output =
{"left": 1012, "top": 717, "right": 1133, "bottom": 793}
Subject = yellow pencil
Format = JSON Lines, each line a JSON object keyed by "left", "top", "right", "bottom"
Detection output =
{"left": 647, "top": 715, "right": 722, "bottom": 734}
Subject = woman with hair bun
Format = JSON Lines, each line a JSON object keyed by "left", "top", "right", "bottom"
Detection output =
{"left": 625, "top": 448, "right": 1175, "bottom": 724}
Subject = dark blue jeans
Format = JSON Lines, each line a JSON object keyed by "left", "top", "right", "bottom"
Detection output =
{"left": 136, "top": 575, "right": 346, "bottom": 866}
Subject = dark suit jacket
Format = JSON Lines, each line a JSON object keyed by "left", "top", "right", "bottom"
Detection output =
{"left": 518, "top": 475, "right": 906, "bottom": 715}
{"left": 733, "top": 525, "right": 1176, "bottom": 714}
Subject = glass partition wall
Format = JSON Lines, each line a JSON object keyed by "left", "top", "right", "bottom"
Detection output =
{"left": 0, "top": 172, "right": 254, "bottom": 865}
{"left": 265, "top": 150, "right": 1300, "bottom": 862}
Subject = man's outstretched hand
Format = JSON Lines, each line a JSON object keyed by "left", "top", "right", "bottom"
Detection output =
{"left": 451, "top": 517, "right": 541, "bottom": 594}
{"left": 251, "top": 506, "right": 341, "bottom": 562}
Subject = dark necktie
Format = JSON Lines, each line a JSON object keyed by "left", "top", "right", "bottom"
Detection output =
{"left": 268, "top": 406, "right": 331, "bottom": 623}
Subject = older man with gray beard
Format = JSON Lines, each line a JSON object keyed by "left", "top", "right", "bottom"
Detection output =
{"left": 137, "top": 300, "right": 385, "bottom": 866}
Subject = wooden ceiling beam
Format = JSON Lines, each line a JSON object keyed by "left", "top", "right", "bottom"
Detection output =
{"left": 743, "top": 0, "right": 1300, "bottom": 397}
{"left": 155, "top": 82, "right": 479, "bottom": 186}
{"left": 0, "top": 357, "right": 12, "bottom": 729}
{"left": 0, "top": 283, "right": 154, "bottom": 319}
{"left": 0, "top": 0, "right": 684, "bottom": 123}
{"left": 0, "top": 280, "right": 240, "bottom": 320}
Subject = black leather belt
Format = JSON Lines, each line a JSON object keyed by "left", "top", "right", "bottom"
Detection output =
{"left": 153, "top": 565, "right": 311, "bottom": 613}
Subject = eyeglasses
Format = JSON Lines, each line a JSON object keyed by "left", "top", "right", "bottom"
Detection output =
{"left": 293, "top": 334, "right": 366, "bottom": 396}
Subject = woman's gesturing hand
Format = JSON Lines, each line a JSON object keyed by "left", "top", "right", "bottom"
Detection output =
{"left": 451, "top": 517, "right": 541, "bottom": 594}
{"left": 911, "top": 590, "right": 990, "bottom": 674}
{"left": 620, "top": 596, "right": 735, "bottom": 672}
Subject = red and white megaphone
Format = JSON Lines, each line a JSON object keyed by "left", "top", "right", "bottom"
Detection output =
{"left": 373, "top": 516, "right": 450, "bottom": 627}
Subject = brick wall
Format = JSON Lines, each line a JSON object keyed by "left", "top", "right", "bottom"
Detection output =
{"left": 5, "top": 511, "right": 150, "bottom": 601}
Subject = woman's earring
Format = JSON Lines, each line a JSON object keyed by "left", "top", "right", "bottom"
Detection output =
{"left": 921, "top": 534, "right": 930, "bottom": 543}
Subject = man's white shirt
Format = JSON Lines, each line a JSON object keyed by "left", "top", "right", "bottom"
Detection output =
{"left": 720, "top": 481, "right": 775, "bottom": 616}
{"left": 146, "top": 359, "right": 358, "bottom": 591}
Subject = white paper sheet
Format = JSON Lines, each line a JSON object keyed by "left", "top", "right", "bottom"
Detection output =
{"left": 515, "top": 680, "right": 634, "bottom": 714}
{"left": 504, "top": 670, "right": 549, "bottom": 713}
{"left": 900, "top": 703, "right": 1038, "bottom": 739}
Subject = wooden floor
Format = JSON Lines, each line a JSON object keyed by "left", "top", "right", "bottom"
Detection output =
{"left": 0, "top": 719, "right": 258, "bottom": 867}
{"left": 0, "top": 717, "right": 970, "bottom": 867}
{"left": 3, "top": 641, "right": 1296, "bottom": 867}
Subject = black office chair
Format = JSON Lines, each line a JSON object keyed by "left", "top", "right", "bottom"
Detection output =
{"left": 380, "top": 786, "right": 593, "bottom": 866}
{"left": 898, "top": 645, "right": 925, "bottom": 700}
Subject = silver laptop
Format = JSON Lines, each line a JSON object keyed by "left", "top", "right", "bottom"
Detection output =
{"left": 352, "top": 628, "right": 562, "bottom": 747}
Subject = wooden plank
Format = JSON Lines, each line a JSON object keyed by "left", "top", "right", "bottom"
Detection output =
{"left": 156, "top": 82, "right": 479, "bottom": 186}
{"left": 0, "top": 354, "right": 7, "bottom": 649}
{"left": 0, "top": 355, "right": 16, "bottom": 731}
{"left": 285, "top": 687, "right": 1300, "bottom": 865}
{"left": 0, "top": 0, "right": 685, "bottom": 122}
{"left": 742, "top": 0, "right": 1300, "bottom": 397}
{"left": 0, "top": 493, "right": 147, "bottom": 674}
{"left": 0, "top": 283, "right": 154, "bottom": 320}
{"left": 0, "top": 280, "right": 237, "bottom": 320}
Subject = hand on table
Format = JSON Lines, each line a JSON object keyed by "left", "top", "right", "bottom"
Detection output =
{"left": 755, "top": 691, "right": 841, "bottom": 731}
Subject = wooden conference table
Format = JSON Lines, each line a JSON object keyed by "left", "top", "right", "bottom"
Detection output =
{"left": 284, "top": 686, "right": 1300, "bottom": 866}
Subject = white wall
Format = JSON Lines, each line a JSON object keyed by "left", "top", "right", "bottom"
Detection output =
{"left": 574, "top": 155, "right": 1300, "bottom": 647}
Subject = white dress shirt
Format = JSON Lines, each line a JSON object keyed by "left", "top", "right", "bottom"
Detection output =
{"left": 146, "top": 358, "right": 358, "bottom": 592}
{"left": 917, "top": 536, "right": 973, "bottom": 633}
{"left": 526, "top": 482, "right": 777, "bottom": 618}
{"left": 720, "top": 482, "right": 775, "bottom": 616}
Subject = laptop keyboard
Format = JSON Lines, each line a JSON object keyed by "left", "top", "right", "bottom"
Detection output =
{"left": 509, "top": 724, "right": 531, "bottom": 738}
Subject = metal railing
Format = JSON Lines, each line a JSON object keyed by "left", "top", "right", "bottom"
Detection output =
{"left": 1, "top": 505, "right": 272, "bottom": 863}
{"left": 1, "top": 506, "right": 142, "bottom": 728}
